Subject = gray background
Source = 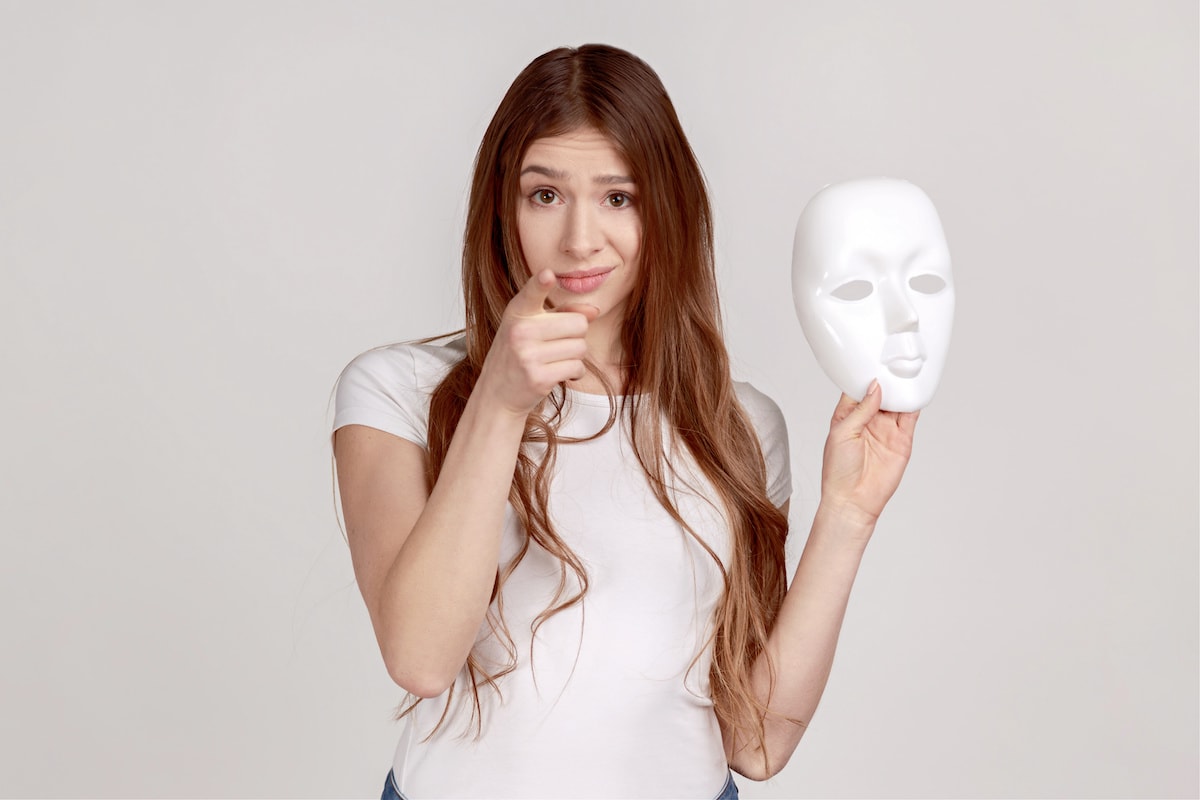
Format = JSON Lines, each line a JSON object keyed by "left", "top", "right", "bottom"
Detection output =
{"left": 2, "top": 1, "right": 1196, "bottom": 797}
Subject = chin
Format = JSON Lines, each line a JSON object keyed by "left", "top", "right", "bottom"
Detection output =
{"left": 877, "top": 379, "right": 937, "bottom": 413}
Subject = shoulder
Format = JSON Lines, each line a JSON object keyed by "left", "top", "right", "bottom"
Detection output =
{"left": 732, "top": 381, "right": 786, "bottom": 436}
{"left": 732, "top": 381, "right": 792, "bottom": 506}
{"left": 339, "top": 335, "right": 466, "bottom": 392}
{"left": 332, "top": 335, "right": 466, "bottom": 447}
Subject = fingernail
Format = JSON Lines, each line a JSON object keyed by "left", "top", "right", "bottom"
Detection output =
{"left": 868, "top": 379, "right": 879, "bottom": 396}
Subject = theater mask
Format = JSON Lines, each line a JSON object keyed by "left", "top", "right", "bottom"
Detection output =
{"left": 792, "top": 178, "right": 955, "bottom": 412}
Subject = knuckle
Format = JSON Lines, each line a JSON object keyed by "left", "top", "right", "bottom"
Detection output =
{"left": 528, "top": 367, "right": 554, "bottom": 393}
{"left": 517, "top": 352, "right": 541, "bottom": 376}
{"left": 507, "top": 320, "right": 538, "bottom": 345}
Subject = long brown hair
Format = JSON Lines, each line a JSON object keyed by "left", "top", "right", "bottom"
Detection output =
{"left": 422, "top": 44, "right": 789, "bottom": 766}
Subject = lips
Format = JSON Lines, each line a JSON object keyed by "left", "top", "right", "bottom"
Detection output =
{"left": 885, "top": 356, "right": 925, "bottom": 378}
{"left": 556, "top": 267, "right": 614, "bottom": 294}
{"left": 881, "top": 333, "right": 926, "bottom": 378}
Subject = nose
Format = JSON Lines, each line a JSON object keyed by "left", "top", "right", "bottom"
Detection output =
{"left": 560, "top": 204, "right": 603, "bottom": 259}
{"left": 881, "top": 279, "right": 920, "bottom": 333}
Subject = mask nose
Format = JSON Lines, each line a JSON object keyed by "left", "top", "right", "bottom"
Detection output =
{"left": 561, "top": 205, "right": 603, "bottom": 259}
{"left": 881, "top": 279, "right": 919, "bottom": 333}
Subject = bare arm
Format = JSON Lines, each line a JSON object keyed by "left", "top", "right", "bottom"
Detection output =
{"left": 334, "top": 271, "right": 597, "bottom": 697}
{"left": 335, "top": 396, "right": 527, "bottom": 697}
{"left": 727, "top": 381, "right": 919, "bottom": 779}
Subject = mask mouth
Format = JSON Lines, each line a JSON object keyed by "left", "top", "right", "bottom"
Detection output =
{"left": 881, "top": 333, "right": 926, "bottom": 378}
{"left": 885, "top": 356, "right": 925, "bottom": 379}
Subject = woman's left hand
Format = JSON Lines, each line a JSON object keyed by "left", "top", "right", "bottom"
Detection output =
{"left": 820, "top": 379, "right": 919, "bottom": 533}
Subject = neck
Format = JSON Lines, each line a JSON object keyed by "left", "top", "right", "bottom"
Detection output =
{"left": 587, "top": 311, "right": 626, "bottom": 365}
{"left": 573, "top": 313, "right": 627, "bottom": 394}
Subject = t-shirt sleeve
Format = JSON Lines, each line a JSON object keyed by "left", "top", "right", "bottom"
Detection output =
{"left": 734, "top": 382, "right": 792, "bottom": 508}
{"left": 332, "top": 346, "right": 430, "bottom": 448}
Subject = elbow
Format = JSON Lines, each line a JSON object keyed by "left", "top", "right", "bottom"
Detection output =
{"left": 730, "top": 762, "right": 775, "bottom": 783}
{"left": 384, "top": 658, "right": 457, "bottom": 699}
{"left": 373, "top": 608, "right": 471, "bottom": 698}
{"left": 729, "top": 749, "right": 792, "bottom": 782}
{"left": 760, "top": 761, "right": 787, "bottom": 781}
{"left": 402, "top": 678, "right": 456, "bottom": 700}
{"left": 380, "top": 639, "right": 460, "bottom": 699}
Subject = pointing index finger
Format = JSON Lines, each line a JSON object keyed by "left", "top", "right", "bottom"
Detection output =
{"left": 512, "top": 269, "right": 556, "bottom": 316}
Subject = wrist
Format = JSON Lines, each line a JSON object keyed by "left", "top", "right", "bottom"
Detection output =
{"left": 468, "top": 370, "right": 539, "bottom": 424}
{"left": 813, "top": 499, "right": 878, "bottom": 545}
{"left": 461, "top": 384, "right": 535, "bottom": 440}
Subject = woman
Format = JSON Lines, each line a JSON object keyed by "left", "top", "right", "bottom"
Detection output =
{"left": 332, "top": 44, "right": 917, "bottom": 800}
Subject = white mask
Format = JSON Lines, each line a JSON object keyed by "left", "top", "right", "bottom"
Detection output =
{"left": 791, "top": 178, "right": 955, "bottom": 413}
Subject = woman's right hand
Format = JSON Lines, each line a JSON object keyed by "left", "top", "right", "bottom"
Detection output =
{"left": 478, "top": 269, "right": 599, "bottom": 417}
{"left": 337, "top": 268, "right": 598, "bottom": 697}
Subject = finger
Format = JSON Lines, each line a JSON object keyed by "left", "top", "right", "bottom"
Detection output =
{"left": 555, "top": 302, "right": 600, "bottom": 323}
{"left": 531, "top": 309, "right": 591, "bottom": 340}
{"left": 510, "top": 269, "right": 556, "bottom": 316}
{"left": 837, "top": 379, "right": 883, "bottom": 433}
{"left": 830, "top": 392, "right": 858, "bottom": 425}
{"left": 534, "top": 337, "right": 590, "bottom": 364}
{"left": 898, "top": 409, "right": 920, "bottom": 436}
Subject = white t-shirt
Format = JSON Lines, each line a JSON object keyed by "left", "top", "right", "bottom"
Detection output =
{"left": 333, "top": 337, "right": 791, "bottom": 799}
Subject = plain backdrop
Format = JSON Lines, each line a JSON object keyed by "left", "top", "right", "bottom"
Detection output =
{"left": 1, "top": 1, "right": 1196, "bottom": 797}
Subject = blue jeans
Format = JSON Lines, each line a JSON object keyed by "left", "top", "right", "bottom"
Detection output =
{"left": 381, "top": 768, "right": 738, "bottom": 799}
{"left": 380, "top": 768, "right": 408, "bottom": 800}
{"left": 715, "top": 770, "right": 740, "bottom": 799}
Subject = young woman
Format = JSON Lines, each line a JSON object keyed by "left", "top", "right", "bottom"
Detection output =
{"left": 332, "top": 44, "right": 918, "bottom": 800}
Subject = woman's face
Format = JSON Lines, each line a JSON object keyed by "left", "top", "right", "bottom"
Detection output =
{"left": 516, "top": 127, "right": 642, "bottom": 328}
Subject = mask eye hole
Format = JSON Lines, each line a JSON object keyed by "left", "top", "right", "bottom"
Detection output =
{"left": 831, "top": 280, "right": 874, "bottom": 301}
{"left": 909, "top": 274, "right": 947, "bottom": 294}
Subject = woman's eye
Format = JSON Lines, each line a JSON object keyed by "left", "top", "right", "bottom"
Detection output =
{"left": 607, "top": 192, "right": 631, "bottom": 208}
{"left": 534, "top": 189, "right": 557, "bottom": 205}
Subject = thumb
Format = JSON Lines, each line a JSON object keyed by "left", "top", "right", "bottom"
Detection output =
{"left": 836, "top": 379, "right": 883, "bottom": 432}
{"left": 511, "top": 269, "right": 555, "bottom": 316}
{"left": 555, "top": 302, "right": 601, "bottom": 323}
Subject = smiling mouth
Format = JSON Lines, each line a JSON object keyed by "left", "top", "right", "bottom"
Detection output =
{"left": 556, "top": 267, "right": 614, "bottom": 294}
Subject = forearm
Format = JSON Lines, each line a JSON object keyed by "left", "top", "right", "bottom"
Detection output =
{"left": 379, "top": 388, "right": 528, "bottom": 696}
{"left": 731, "top": 502, "right": 873, "bottom": 778}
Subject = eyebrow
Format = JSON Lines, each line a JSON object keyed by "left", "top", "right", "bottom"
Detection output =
{"left": 519, "top": 165, "right": 635, "bottom": 185}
